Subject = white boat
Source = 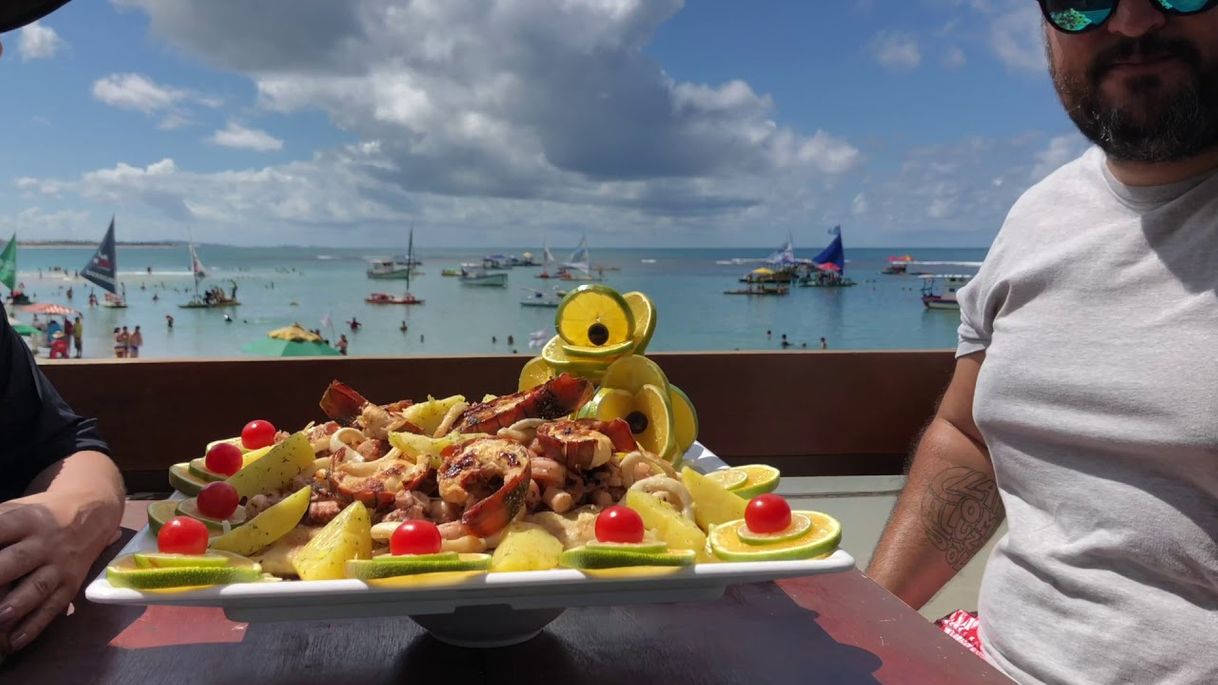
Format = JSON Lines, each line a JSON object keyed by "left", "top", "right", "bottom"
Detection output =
{"left": 460, "top": 267, "right": 508, "bottom": 287}
{"left": 366, "top": 257, "right": 415, "bottom": 279}
{"left": 920, "top": 274, "right": 973, "bottom": 310}
{"left": 520, "top": 287, "right": 564, "bottom": 307}
{"left": 366, "top": 227, "right": 424, "bottom": 304}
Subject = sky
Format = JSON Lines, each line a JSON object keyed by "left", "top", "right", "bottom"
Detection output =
{"left": 0, "top": 0, "right": 1091, "bottom": 249}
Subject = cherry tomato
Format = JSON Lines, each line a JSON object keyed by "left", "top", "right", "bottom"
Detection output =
{"left": 158, "top": 516, "right": 209, "bottom": 555}
{"left": 196, "top": 482, "right": 239, "bottom": 520}
{"left": 595, "top": 505, "right": 644, "bottom": 544}
{"left": 745, "top": 494, "right": 792, "bottom": 534}
{"left": 205, "top": 442, "right": 243, "bottom": 476}
{"left": 241, "top": 420, "right": 277, "bottom": 450}
{"left": 390, "top": 520, "right": 442, "bottom": 556}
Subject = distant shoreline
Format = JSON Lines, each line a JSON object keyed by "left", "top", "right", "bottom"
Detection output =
{"left": 18, "top": 241, "right": 182, "bottom": 249}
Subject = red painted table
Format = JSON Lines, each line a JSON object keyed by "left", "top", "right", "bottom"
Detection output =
{"left": 0, "top": 502, "right": 1009, "bottom": 684}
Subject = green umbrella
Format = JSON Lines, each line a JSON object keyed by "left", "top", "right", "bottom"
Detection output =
{"left": 241, "top": 337, "right": 341, "bottom": 357}
{"left": 11, "top": 323, "right": 37, "bottom": 336}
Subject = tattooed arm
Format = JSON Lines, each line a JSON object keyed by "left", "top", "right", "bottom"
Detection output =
{"left": 866, "top": 353, "right": 1004, "bottom": 610}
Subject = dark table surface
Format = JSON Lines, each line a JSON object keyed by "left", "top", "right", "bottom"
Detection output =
{"left": 0, "top": 502, "right": 1009, "bottom": 685}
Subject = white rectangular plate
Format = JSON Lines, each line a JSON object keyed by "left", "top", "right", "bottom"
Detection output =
{"left": 86, "top": 443, "right": 855, "bottom": 622}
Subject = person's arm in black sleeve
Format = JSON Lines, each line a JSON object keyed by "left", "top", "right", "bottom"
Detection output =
{"left": 0, "top": 304, "right": 124, "bottom": 655}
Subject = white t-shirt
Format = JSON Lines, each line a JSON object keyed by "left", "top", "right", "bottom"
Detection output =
{"left": 957, "top": 146, "right": 1218, "bottom": 684}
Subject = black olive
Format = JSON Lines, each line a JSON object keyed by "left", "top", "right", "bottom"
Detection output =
{"left": 626, "top": 410, "right": 649, "bottom": 435}
{"left": 588, "top": 322, "right": 610, "bottom": 346}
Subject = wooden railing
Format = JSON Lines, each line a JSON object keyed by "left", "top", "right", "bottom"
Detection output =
{"left": 40, "top": 351, "right": 955, "bottom": 492}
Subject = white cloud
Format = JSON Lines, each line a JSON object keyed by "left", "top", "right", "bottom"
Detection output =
{"left": 869, "top": 31, "right": 921, "bottom": 71}
{"left": 990, "top": 5, "right": 1046, "bottom": 73}
{"left": 17, "top": 22, "right": 65, "bottom": 61}
{"left": 92, "top": 73, "right": 192, "bottom": 113}
{"left": 208, "top": 122, "right": 284, "bottom": 152}
{"left": 0, "top": 208, "right": 91, "bottom": 237}
{"left": 852, "top": 192, "right": 868, "bottom": 215}
{"left": 942, "top": 46, "right": 967, "bottom": 69}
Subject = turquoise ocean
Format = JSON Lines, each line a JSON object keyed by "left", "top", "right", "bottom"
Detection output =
{"left": 8, "top": 245, "right": 987, "bottom": 359}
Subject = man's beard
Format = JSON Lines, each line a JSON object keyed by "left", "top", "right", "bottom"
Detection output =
{"left": 1050, "top": 34, "right": 1218, "bottom": 163}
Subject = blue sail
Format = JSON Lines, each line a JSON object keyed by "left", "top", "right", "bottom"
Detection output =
{"left": 811, "top": 227, "right": 845, "bottom": 273}
{"left": 82, "top": 217, "right": 119, "bottom": 294}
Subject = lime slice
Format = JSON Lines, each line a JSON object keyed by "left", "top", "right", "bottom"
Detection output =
{"left": 345, "top": 553, "right": 491, "bottom": 579}
{"left": 634, "top": 384, "right": 676, "bottom": 461}
{"left": 542, "top": 335, "right": 609, "bottom": 371}
{"left": 706, "top": 469, "right": 748, "bottom": 490}
{"left": 189, "top": 458, "right": 228, "bottom": 483}
{"left": 518, "top": 355, "right": 557, "bottom": 392}
{"left": 561, "top": 338, "right": 636, "bottom": 359}
{"left": 585, "top": 540, "right": 668, "bottom": 554}
{"left": 729, "top": 464, "right": 781, "bottom": 498}
{"left": 559, "top": 546, "right": 695, "bottom": 569}
{"left": 133, "top": 553, "right": 232, "bottom": 569}
{"left": 622, "top": 291, "right": 656, "bottom": 354}
{"left": 601, "top": 355, "right": 670, "bottom": 395}
{"left": 146, "top": 500, "right": 179, "bottom": 534}
{"left": 669, "top": 385, "right": 698, "bottom": 456}
{"left": 176, "top": 498, "right": 248, "bottom": 532}
{"left": 737, "top": 512, "right": 813, "bottom": 545}
{"left": 708, "top": 511, "right": 841, "bottom": 561}
{"left": 555, "top": 285, "right": 635, "bottom": 349}
{"left": 168, "top": 463, "right": 207, "bottom": 497}
{"left": 106, "top": 550, "right": 262, "bottom": 589}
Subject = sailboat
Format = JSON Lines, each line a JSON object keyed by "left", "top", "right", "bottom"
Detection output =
{"left": 799, "top": 226, "right": 857, "bottom": 288}
{"left": 740, "top": 234, "right": 798, "bottom": 284}
{"left": 180, "top": 241, "right": 241, "bottom": 309}
{"left": 81, "top": 217, "right": 127, "bottom": 308}
{"left": 535, "top": 240, "right": 558, "bottom": 279}
{"left": 366, "top": 226, "right": 424, "bottom": 304}
{"left": 557, "top": 234, "right": 603, "bottom": 281}
{"left": 0, "top": 233, "right": 32, "bottom": 305}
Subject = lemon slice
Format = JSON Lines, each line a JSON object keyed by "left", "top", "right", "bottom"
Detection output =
{"left": 622, "top": 291, "right": 656, "bottom": 354}
{"left": 708, "top": 511, "right": 841, "bottom": 561}
{"left": 518, "top": 355, "right": 557, "bottom": 392}
{"left": 634, "top": 383, "right": 676, "bottom": 460}
{"left": 669, "top": 385, "right": 698, "bottom": 456}
{"left": 706, "top": 469, "right": 748, "bottom": 490}
{"left": 556, "top": 285, "right": 635, "bottom": 349}
{"left": 542, "top": 335, "right": 614, "bottom": 378}
{"left": 737, "top": 512, "right": 813, "bottom": 545}
{"left": 561, "top": 338, "right": 636, "bottom": 359}
{"left": 601, "top": 354, "right": 670, "bottom": 395}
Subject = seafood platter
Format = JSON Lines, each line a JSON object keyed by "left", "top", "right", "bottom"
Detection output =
{"left": 87, "top": 286, "right": 853, "bottom": 646}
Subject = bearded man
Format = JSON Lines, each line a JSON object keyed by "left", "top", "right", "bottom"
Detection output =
{"left": 867, "top": 2, "right": 1218, "bottom": 683}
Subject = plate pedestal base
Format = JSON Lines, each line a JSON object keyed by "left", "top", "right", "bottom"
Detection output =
{"left": 410, "top": 605, "right": 566, "bottom": 648}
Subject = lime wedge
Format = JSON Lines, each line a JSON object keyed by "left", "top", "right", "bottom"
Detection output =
{"left": 622, "top": 291, "right": 656, "bottom": 354}
{"left": 555, "top": 285, "right": 635, "bottom": 349}
{"left": 708, "top": 511, "right": 841, "bottom": 561}
{"left": 176, "top": 498, "right": 248, "bottom": 532}
{"left": 669, "top": 385, "right": 698, "bottom": 456}
{"left": 585, "top": 541, "right": 668, "bottom": 554}
{"left": 345, "top": 553, "right": 491, "bottom": 579}
{"left": 168, "top": 463, "right": 207, "bottom": 497}
{"left": 133, "top": 553, "right": 231, "bottom": 569}
{"left": 107, "top": 550, "right": 262, "bottom": 589}
{"left": 559, "top": 546, "right": 694, "bottom": 569}
{"left": 146, "top": 500, "right": 179, "bottom": 534}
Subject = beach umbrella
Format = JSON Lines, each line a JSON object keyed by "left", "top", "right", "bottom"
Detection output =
{"left": 266, "top": 324, "right": 322, "bottom": 343}
{"left": 22, "top": 303, "right": 77, "bottom": 316}
{"left": 241, "top": 337, "right": 340, "bottom": 357}
{"left": 816, "top": 262, "right": 842, "bottom": 273}
{"left": 751, "top": 267, "right": 775, "bottom": 275}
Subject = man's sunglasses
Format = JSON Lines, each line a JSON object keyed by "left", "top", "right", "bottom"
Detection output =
{"left": 1037, "top": 0, "right": 1218, "bottom": 33}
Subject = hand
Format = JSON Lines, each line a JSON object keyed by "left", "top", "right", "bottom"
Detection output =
{"left": 0, "top": 497, "right": 117, "bottom": 652}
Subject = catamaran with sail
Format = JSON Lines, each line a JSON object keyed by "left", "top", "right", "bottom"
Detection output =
{"left": 81, "top": 217, "right": 127, "bottom": 308}
{"left": 536, "top": 240, "right": 559, "bottom": 279}
{"left": 799, "top": 226, "right": 857, "bottom": 288}
{"left": 0, "top": 233, "right": 33, "bottom": 305}
{"left": 366, "top": 227, "right": 424, "bottom": 305}
{"left": 557, "top": 234, "right": 603, "bottom": 281}
{"left": 180, "top": 242, "right": 241, "bottom": 308}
